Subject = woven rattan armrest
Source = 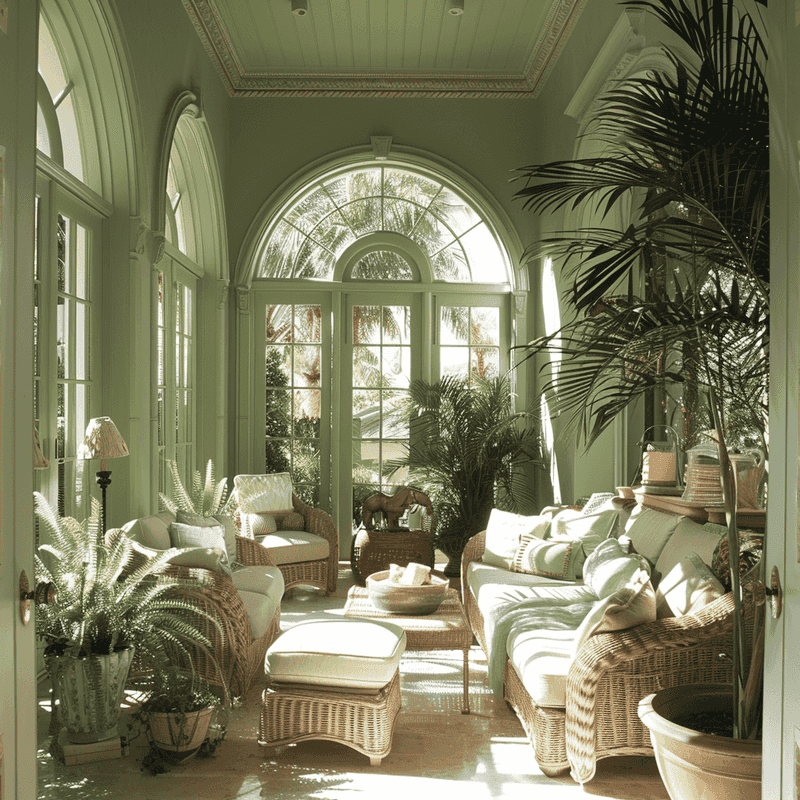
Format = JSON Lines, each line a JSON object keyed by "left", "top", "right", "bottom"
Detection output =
{"left": 236, "top": 534, "right": 277, "bottom": 567}
{"left": 292, "top": 494, "right": 339, "bottom": 594}
{"left": 460, "top": 531, "right": 486, "bottom": 587}
{"left": 565, "top": 591, "right": 736, "bottom": 784}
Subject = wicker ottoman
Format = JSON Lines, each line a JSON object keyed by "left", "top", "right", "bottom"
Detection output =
{"left": 258, "top": 619, "right": 406, "bottom": 765}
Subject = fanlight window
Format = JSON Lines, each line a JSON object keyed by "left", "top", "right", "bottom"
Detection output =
{"left": 258, "top": 164, "right": 509, "bottom": 282}
{"left": 37, "top": 13, "right": 84, "bottom": 181}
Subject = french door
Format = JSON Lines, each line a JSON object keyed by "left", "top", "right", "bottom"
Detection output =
{"left": 253, "top": 286, "right": 511, "bottom": 556}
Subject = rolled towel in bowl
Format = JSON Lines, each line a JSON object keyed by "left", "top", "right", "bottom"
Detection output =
{"left": 399, "top": 562, "right": 431, "bottom": 586}
{"left": 388, "top": 563, "right": 406, "bottom": 584}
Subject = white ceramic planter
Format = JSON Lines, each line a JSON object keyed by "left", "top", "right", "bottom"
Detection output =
{"left": 47, "top": 647, "right": 135, "bottom": 743}
{"left": 148, "top": 707, "right": 213, "bottom": 762}
{"left": 638, "top": 684, "right": 761, "bottom": 800}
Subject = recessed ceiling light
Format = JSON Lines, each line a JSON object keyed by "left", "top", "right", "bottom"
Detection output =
{"left": 446, "top": 0, "right": 464, "bottom": 15}
{"left": 291, "top": 0, "right": 308, "bottom": 16}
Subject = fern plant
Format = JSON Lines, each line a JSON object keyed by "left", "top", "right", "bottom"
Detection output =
{"left": 34, "top": 492, "right": 224, "bottom": 664}
{"left": 159, "top": 459, "right": 233, "bottom": 517}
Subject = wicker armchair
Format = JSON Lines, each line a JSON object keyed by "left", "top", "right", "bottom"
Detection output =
{"left": 235, "top": 492, "right": 339, "bottom": 595}
{"left": 113, "top": 530, "right": 281, "bottom": 699}
{"left": 461, "top": 530, "right": 736, "bottom": 783}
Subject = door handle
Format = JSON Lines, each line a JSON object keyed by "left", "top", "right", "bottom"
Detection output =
{"left": 19, "top": 570, "right": 57, "bottom": 625}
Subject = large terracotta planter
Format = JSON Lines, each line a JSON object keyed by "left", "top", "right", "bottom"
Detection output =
{"left": 638, "top": 684, "right": 761, "bottom": 800}
{"left": 148, "top": 707, "right": 213, "bottom": 763}
{"left": 47, "top": 647, "right": 135, "bottom": 743}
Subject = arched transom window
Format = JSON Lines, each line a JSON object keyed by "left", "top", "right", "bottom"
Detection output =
{"left": 257, "top": 163, "right": 511, "bottom": 283}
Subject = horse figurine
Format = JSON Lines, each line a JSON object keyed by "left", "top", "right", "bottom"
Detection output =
{"left": 361, "top": 486, "right": 434, "bottom": 531}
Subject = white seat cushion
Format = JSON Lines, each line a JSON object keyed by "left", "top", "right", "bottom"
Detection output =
{"left": 506, "top": 628, "right": 577, "bottom": 708}
{"left": 266, "top": 619, "right": 407, "bottom": 690}
{"left": 232, "top": 565, "right": 285, "bottom": 601}
{"left": 238, "top": 588, "right": 281, "bottom": 639}
{"left": 255, "top": 530, "right": 330, "bottom": 565}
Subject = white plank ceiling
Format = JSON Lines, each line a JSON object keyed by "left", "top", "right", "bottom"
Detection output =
{"left": 181, "top": 0, "right": 588, "bottom": 97}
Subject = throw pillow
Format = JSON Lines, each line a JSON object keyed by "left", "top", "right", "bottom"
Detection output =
{"left": 244, "top": 512, "right": 278, "bottom": 536}
{"left": 656, "top": 552, "right": 726, "bottom": 618}
{"left": 168, "top": 546, "right": 232, "bottom": 576}
{"left": 168, "top": 522, "right": 232, "bottom": 578}
{"left": 483, "top": 509, "right": 551, "bottom": 570}
{"left": 276, "top": 511, "right": 305, "bottom": 531}
{"left": 582, "top": 537, "right": 652, "bottom": 599}
{"left": 623, "top": 505, "right": 681, "bottom": 566}
{"left": 234, "top": 473, "right": 294, "bottom": 515}
{"left": 580, "top": 493, "right": 616, "bottom": 514}
{"left": 572, "top": 568, "right": 657, "bottom": 657}
{"left": 511, "top": 536, "right": 586, "bottom": 580}
{"left": 550, "top": 505, "right": 619, "bottom": 557}
{"left": 176, "top": 510, "right": 241, "bottom": 568}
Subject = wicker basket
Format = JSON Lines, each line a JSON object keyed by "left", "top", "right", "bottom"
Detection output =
{"left": 350, "top": 529, "right": 435, "bottom": 586}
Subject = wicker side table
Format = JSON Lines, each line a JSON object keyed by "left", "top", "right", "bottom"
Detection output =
{"left": 350, "top": 528, "right": 435, "bottom": 586}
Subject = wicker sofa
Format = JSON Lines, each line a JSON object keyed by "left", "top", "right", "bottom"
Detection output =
{"left": 461, "top": 500, "right": 736, "bottom": 783}
{"left": 120, "top": 510, "right": 284, "bottom": 698}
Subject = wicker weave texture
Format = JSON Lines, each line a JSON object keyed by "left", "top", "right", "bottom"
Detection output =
{"left": 350, "top": 529, "right": 435, "bottom": 586}
{"left": 258, "top": 670, "right": 402, "bottom": 764}
{"left": 235, "top": 492, "right": 339, "bottom": 595}
{"left": 459, "top": 529, "right": 739, "bottom": 784}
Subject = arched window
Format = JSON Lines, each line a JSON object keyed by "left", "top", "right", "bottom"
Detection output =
{"left": 35, "top": 4, "right": 111, "bottom": 519}
{"left": 156, "top": 97, "right": 229, "bottom": 496}
{"left": 237, "top": 152, "right": 521, "bottom": 546}
{"left": 257, "top": 163, "right": 511, "bottom": 283}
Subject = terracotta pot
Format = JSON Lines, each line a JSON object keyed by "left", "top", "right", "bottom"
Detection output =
{"left": 148, "top": 707, "right": 213, "bottom": 762}
{"left": 638, "top": 684, "right": 761, "bottom": 800}
{"left": 47, "top": 647, "right": 135, "bottom": 744}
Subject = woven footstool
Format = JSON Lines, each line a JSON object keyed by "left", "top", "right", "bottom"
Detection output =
{"left": 258, "top": 618, "right": 406, "bottom": 765}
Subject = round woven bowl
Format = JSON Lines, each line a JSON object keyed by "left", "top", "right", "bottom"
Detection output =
{"left": 366, "top": 570, "right": 449, "bottom": 615}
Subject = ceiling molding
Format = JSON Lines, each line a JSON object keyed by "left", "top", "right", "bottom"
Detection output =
{"left": 181, "top": 0, "right": 588, "bottom": 99}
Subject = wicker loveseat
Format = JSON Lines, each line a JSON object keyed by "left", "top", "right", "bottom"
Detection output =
{"left": 461, "top": 501, "right": 736, "bottom": 783}
{"left": 119, "top": 510, "right": 284, "bottom": 698}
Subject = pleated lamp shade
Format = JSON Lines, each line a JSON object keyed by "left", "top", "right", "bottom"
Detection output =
{"left": 78, "top": 417, "right": 129, "bottom": 471}
{"left": 33, "top": 425, "right": 49, "bottom": 470}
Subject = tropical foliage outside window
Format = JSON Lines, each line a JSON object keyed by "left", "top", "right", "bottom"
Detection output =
{"left": 257, "top": 164, "right": 508, "bottom": 283}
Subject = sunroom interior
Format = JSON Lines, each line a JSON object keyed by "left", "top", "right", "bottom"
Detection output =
{"left": 2, "top": 0, "right": 793, "bottom": 798}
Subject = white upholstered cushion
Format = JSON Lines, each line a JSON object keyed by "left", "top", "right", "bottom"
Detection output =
{"left": 122, "top": 511, "right": 174, "bottom": 551}
{"left": 265, "top": 619, "right": 407, "bottom": 689}
{"left": 656, "top": 553, "right": 725, "bottom": 618}
{"left": 483, "top": 509, "right": 550, "bottom": 570}
{"left": 238, "top": 588, "right": 280, "bottom": 639}
{"left": 234, "top": 473, "right": 293, "bottom": 514}
{"left": 255, "top": 530, "right": 329, "bottom": 565}
{"left": 231, "top": 565, "right": 285, "bottom": 600}
{"left": 623, "top": 505, "right": 682, "bottom": 566}
{"left": 654, "top": 519, "right": 724, "bottom": 580}
{"left": 506, "top": 629, "right": 576, "bottom": 708}
{"left": 572, "top": 568, "right": 657, "bottom": 656}
{"left": 582, "top": 537, "right": 652, "bottom": 599}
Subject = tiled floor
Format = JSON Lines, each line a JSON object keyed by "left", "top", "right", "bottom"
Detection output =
{"left": 36, "top": 565, "right": 670, "bottom": 800}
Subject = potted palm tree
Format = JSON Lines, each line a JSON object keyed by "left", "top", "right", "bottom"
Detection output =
{"left": 388, "top": 374, "right": 544, "bottom": 575}
{"left": 34, "top": 492, "right": 224, "bottom": 746}
{"left": 512, "top": 0, "right": 767, "bottom": 796}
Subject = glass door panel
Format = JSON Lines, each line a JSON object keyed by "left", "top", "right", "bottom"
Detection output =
{"left": 350, "top": 300, "right": 413, "bottom": 530}
{"left": 264, "top": 302, "right": 324, "bottom": 506}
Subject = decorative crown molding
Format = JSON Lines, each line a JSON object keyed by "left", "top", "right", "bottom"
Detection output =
{"left": 181, "top": 0, "right": 587, "bottom": 99}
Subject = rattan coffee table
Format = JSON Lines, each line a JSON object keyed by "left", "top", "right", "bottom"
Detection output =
{"left": 343, "top": 586, "right": 473, "bottom": 714}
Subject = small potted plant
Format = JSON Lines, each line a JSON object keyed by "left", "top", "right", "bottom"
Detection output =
{"left": 132, "top": 663, "right": 228, "bottom": 769}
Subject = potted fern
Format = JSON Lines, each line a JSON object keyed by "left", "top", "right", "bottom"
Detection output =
{"left": 34, "top": 492, "right": 224, "bottom": 746}
{"left": 159, "top": 459, "right": 233, "bottom": 518}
